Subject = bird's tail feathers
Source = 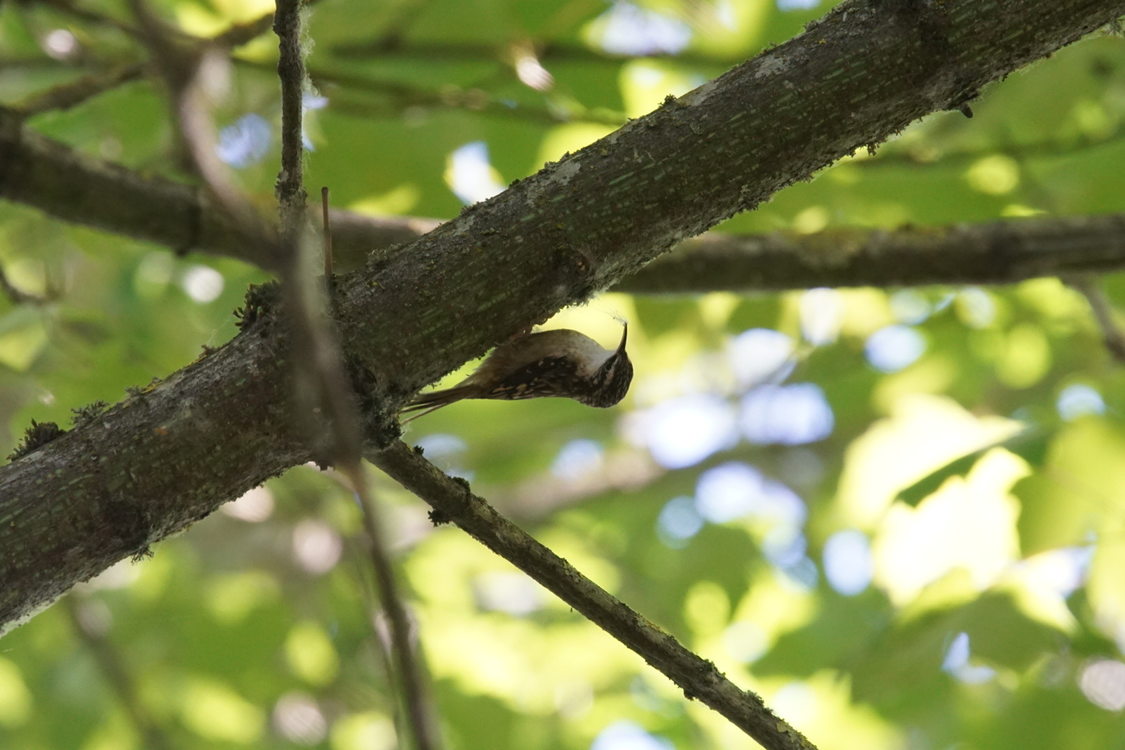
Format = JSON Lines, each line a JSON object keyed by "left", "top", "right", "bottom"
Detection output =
{"left": 399, "top": 385, "right": 478, "bottom": 424}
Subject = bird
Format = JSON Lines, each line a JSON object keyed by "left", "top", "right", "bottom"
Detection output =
{"left": 400, "top": 324, "right": 633, "bottom": 423}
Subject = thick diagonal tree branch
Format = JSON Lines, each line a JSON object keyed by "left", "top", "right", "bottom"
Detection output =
{"left": 0, "top": 0, "right": 1120, "bottom": 680}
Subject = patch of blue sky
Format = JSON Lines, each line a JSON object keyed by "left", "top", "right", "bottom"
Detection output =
{"left": 729, "top": 328, "right": 795, "bottom": 388}
{"left": 739, "top": 383, "right": 834, "bottom": 445}
{"left": 865, "top": 325, "right": 926, "bottom": 372}
{"left": 590, "top": 722, "right": 673, "bottom": 750}
{"left": 632, "top": 393, "right": 739, "bottom": 469}
{"left": 695, "top": 462, "right": 766, "bottom": 523}
{"left": 552, "top": 439, "right": 604, "bottom": 479}
{"left": 957, "top": 287, "right": 996, "bottom": 328}
{"left": 415, "top": 433, "right": 467, "bottom": 459}
{"left": 763, "top": 527, "right": 807, "bottom": 568}
{"left": 780, "top": 556, "right": 818, "bottom": 589}
{"left": 448, "top": 141, "right": 506, "bottom": 204}
{"left": 942, "top": 632, "right": 997, "bottom": 684}
{"left": 695, "top": 462, "right": 806, "bottom": 528}
{"left": 777, "top": 0, "right": 820, "bottom": 10}
{"left": 656, "top": 496, "right": 704, "bottom": 547}
{"left": 822, "top": 529, "right": 873, "bottom": 595}
{"left": 799, "top": 288, "right": 842, "bottom": 345}
{"left": 217, "top": 113, "right": 270, "bottom": 168}
{"left": 302, "top": 92, "right": 328, "bottom": 151}
{"left": 889, "top": 289, "right": 932, "bottom": 325}
{"left": 415, "top": 433, "right": 471, "bottom": 479}
{"left": 593, "top": 2, "right": 692, "bottom": 56}
{"left": 1056, "top": 384, "right": 1105, "bottom": 420}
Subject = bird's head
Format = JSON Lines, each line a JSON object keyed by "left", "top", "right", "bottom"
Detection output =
{"left": 585, "top": 323, "right": 633, "bottom": 407}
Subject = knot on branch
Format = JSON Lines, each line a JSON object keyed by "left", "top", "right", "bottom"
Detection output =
{"left": 344, "top": 356, "right": 401, "bottom": 450}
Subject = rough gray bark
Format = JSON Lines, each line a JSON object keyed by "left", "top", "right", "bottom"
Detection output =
{"left": 1, "top": 0, "right": 1123, "bottom": 637}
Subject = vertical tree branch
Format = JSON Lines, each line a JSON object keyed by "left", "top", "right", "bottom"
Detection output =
{"left": 65, "top": 597, "right": 175, "bottom": 750}
{"left": 354, "top": 475, "right": 442, "bottom": 750}
{"left": 1066, "top": 276, "right": 1125, "bottom": 362}
{"left": 272, "top": 4, "right": 441, "bottom": 749}
{"left": 273, "top": 0, "right": 307, "bottom": 240}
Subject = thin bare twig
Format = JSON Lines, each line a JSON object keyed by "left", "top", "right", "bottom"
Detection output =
{"left": 64, "top": 596, "right": 176, "bottom": 750}
{"left": 350, "top": 469, "right": 441, "bottom": 750}
{"left": 321, "top": 187, "right": 334, "bottom": 277}
{"left": 0, "top": 103, "right": 431, "bottom": 271}
{"left": 40, "top": 0, "right": 142, "bottom": 39}
{"left": 366, "top": 0, "right": 437, "bottom": 51}
{"left": 232, "top": 56, "right": 627, "bottom": 127}
{"left": 330, "top": 37, "right": 743, "bottom": 70}
{"left": 41, "top": 0, "right": 288, "bottom": 47}
{"left": 1066, "top": 275, "right": 1125, "bottom": 362}
{"left": 369, "top": 440, "right": 818, "bottom": 750}
{"left": 11, "top": 64, "right": 145, "bottom": 119}
{"left": 17, "top": 0, "right": 318, "bottom": 121}
{"left": 126, "top": 0, "right": 278, "bottom": 261}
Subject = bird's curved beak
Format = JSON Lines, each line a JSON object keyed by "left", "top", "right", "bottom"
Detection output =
{"left": 616, "top": 322, "right": 628, "bottom": 355}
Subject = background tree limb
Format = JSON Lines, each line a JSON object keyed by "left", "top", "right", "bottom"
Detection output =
{"left": 616, "top": 214, "right": 1125, "bottom": 292}
{"left": 5, "top": 100, "right": 1124, "bottom": 291}
{"left": 0, "top": 103, "right": 431, "bottom": 271}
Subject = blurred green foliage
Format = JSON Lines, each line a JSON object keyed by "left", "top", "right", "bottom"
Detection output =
{"left": 2, "top": 0, "right": 1125, "bottom": 748}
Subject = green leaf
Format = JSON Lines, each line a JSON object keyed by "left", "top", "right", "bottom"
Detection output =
{"left": 897, "top": 427, "right": 1049, "bottom": 507}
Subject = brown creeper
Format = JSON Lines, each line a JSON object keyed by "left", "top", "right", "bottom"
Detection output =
{"left": 401, "top": 324, "right": 633, "bottom": 422}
